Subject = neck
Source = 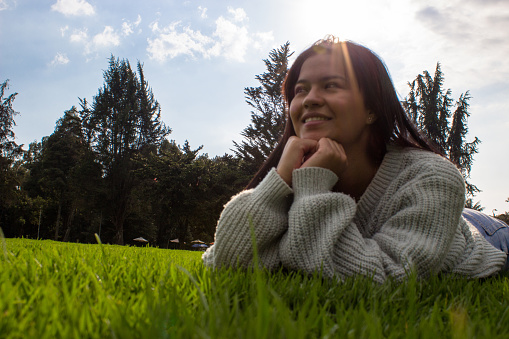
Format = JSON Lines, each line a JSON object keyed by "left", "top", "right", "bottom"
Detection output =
{"left": 334, "top": 149, "right": 379, "bottom": 201}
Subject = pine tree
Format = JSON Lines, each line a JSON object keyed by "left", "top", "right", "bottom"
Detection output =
{"left": 403, "top": 64, "right": 481, "bottom": 200}
{"left": 82, "top": 56, "right": 170, "bottom": 244}
{"left": 232, "top": 42, "right": 293, "bottom": 176}
{"left": 0, "top": 80, "right": 19, "bottom": 152}
{"left": 447, "top": 91, "right": 481, "bottom": 196}
{"left": 407, "top": 63, "right": 453, "bottom": 152}
{"left": 31, "top": 107, "right": 89, "bottom": 240}
{"left": 0, "top": 80, "right": 23, "bottom": 214}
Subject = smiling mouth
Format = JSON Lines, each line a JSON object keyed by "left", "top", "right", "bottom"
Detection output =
{"left": 303, "top": 116, "right": 330, "bottom": 123}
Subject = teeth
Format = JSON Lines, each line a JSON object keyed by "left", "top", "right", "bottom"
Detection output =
{"left": 304, "top": 117, "right": 328, "bottom": 123}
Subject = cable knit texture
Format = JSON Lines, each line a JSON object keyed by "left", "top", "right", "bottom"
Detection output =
{"left": 202, "top": 145, "right": 507, "bottom": 282}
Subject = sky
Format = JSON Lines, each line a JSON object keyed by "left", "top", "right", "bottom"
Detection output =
{"left": 1, "top": 0, "right": 508, "bottom": 213}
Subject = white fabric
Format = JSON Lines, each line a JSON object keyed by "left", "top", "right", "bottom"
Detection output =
{"left": 202, "top": 146, "right": 506, "bottom": 283}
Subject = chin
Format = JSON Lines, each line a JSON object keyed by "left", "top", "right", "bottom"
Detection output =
{"left": 299, "top": 133, "right": 331, "bottom": 142}
{"left": 301, "top": 136, "right": 321, "bottom": 141}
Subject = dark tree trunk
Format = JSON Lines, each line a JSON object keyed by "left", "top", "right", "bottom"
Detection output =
{"left": 54, "top": 197, "right": 62, "bottom": 240}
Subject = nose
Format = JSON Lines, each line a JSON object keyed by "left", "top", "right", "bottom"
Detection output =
{"left": 302, "top": 86, "right": 324, "bottom": 108}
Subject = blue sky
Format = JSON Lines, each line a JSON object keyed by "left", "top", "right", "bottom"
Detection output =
{"left": 1, "top": 0, "right": 508, "bottom": 213}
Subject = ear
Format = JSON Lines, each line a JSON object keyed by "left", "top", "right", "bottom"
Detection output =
{"left": 366, "top": 112, "right": 377, "bottom": 125}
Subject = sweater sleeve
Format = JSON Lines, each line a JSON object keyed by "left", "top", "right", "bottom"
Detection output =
{"left": 202, "top": 168, "right": 293, "bottom": 270}
{"left": 279, "top": 161, "right": 468, "bottom": 283}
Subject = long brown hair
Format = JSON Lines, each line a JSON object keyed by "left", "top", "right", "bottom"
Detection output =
{"left": 246, "top": 37, "right": 439, "bottom": 189}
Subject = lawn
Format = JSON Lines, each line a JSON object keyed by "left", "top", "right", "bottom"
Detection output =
{"left": 1, "top": 236, "right": 508, "bottom": 338}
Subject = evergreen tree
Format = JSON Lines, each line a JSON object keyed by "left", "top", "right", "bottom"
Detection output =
{"left": 493, "top": 198, "right": 509, "bottom": 224}
{"left": 135, "top": 140, "right": 205, "bottom": 247}
{"left": 23, "top": 107, "right": 93, "bottom": 241}
{"left": 0, "top": 80, "right": 19, "bottom": 151}
{"left": 21, "top": 141, "right": 48, "bottom": 237}
{"left": 136, "top": 140, "right": 246, "bottom": 247}
{"left": 0, "top": 79, "right": 23, "bottom": 229}
{"left": 406, "top": 64, "right": 452, "bottom": 151}
{"left": 82, "top": 56, "right": 170, "bottom": 244}
{"left": 1, "top": 79, "right": 20, "bottom": 147}
{"left": 447, "top": 92, "right": 481, "bottom": 196}
{"left": 464, "top": 198, "right": 484, "bottom": 212}
{"left": 232, "top": 42, "right": 293, "bottom": 176}
{"left": 192, "top": 154, "right": 246, "bottom": 240}
{"left": 403, "top": 64, "right": 481, "bottom": 199}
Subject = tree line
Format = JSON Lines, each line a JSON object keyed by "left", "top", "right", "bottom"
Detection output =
{"left": 1, "top": 43, "right": 505, "bottom": 246}
{"left": 1, "top": 57, "right": 253, "bottom": 246}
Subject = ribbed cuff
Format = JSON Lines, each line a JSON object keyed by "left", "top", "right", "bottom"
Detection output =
{"left": 251, "top": 168, "right": 293, "bottom": 204}
{"left": 292, "top": 167, "right": 338, "bottom": 198}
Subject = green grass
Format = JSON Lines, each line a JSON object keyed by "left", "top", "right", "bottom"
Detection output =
{"left": 1, "top": 237, "right": 509, "bottom": 339}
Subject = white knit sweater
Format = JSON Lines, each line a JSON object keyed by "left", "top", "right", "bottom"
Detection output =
{"left": 202, "top": 146, "right": 506, "bottom": 283}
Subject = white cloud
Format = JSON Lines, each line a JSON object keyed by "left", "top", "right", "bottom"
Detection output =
{"left": 134, "top": 15, "right": 142, "bottom": 27}
{"left": 69, "top": 26, "right": 120, "bottom": 55}
{"left": 0, "top": 0, "right": 17, "bottom": 11}
{"left": 93, "top": 26, "right": 120, "bottom": 47}
{"left": 198, "top": 6, "right": 207, "bottom": 19}
{"left": 64, "top": 15, "right": 142, "bottom": 56}
{"left": 412, "top": 0, "right": 509, "bottom": 86}
{"left": 60, "top": 25, "right": 69, "bottom": 37}
{"left": 210, "top": 16, "right": 250, "bottom": 61}
{"left": 50, "top": 53, "right": 70, "bottom": 66}
{"left": 70, "top": 28, "right": 88, "bottom": 43}
{"left": 149, "top": 21, "right": 160, "bottom": 33}
{"left": 122, "top": 22, "right": 133, "bottom": 36}
{"left": 227, "top": 7, "right": 247, "bottom": 22}
{"left": 122, "top": 15, "right": 142, "bottom": 36}
{"left": 252, "top": 31, "right": 275, "bottom": 51}
{"left": 147, "top": 7, "right": 273, "bottom": 62}
{"left": 147, "top": 23, "right": 213, "bottom": 61}
{"left": 51, "top": 0, "right": 94, "bottom": 16}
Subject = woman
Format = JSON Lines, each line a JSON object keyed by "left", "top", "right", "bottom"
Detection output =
{"left": 202, "top": 36, "right": 508, "bottom": 283}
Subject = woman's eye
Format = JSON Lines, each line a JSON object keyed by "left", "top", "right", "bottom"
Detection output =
{"left": 325, "top": 82, "right": 340, "bottom": 89}
{"left": 294, "top": 86, "right": 306, "bottom": 94}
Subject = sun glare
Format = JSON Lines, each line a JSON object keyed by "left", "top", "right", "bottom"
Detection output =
{"left": 289, "top": 0, "right": 415, "bottom": 45}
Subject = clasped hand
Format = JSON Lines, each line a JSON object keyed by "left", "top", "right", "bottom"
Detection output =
{"left": 276, "top": 136, "right": 348, "bottom": 186}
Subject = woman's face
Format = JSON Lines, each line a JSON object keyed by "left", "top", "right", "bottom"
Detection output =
{"left": 289, "top": 53, "right": 374, "bottom": 150}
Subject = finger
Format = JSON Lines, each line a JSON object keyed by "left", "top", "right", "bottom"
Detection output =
{"left": 319, "top": 138, "right": 346, "bottom": 159}
{"left": 277, "top": 137, "right": 318, "bottom": 185}
{"left": 286, "top": 137, "right": 319, "bottom": 164}
{"left": 301, "top": 138, "right": 348, "bottom": 176}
